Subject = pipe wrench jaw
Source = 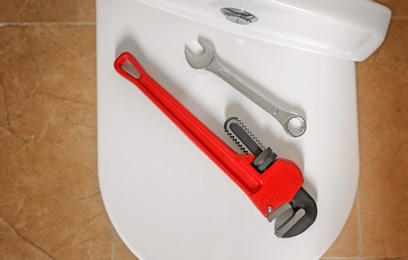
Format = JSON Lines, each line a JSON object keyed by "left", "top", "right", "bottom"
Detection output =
{"left": 241, "top": 156, "right": 317, "bottom": 238}
{"left": 247, "top": 158, "right": 317, "bottom": 237}
{"left": 272, "top": 187, "right": 318, "bottom": 238}
{"left": 224, "top": 117, "right": 317, "bottom": 237}
{"left": 250, "top": 163, "right": 317, "bottom": 238}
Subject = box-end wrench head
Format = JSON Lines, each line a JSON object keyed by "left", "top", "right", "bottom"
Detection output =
{"left": 185, "top": 37, "right": 306, "bottom": 138}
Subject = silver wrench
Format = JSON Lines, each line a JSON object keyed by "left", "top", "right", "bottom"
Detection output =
{"left": 185, "top": 37, "right": 306, "bottom": 138}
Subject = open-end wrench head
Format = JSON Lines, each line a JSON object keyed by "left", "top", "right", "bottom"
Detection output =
{"left": 275, "top": 187, "right": 317, "bottom": 238}
{"left": 185, "top": 37, "right": 216, "bottom": 69}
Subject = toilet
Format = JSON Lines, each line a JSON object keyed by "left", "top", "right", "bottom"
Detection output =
{"left": 97, "top": 0, "right": 391, "bottom": 259}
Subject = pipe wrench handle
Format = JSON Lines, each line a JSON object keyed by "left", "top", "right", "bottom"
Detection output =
{"left": 114, "top": 52, "right": 261, "bottom": 194}
{"left": 114, "top": 52, "right": 303, "bottom": 218}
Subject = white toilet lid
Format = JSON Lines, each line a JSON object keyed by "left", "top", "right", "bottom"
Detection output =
{"left": 97, "top": 1, "right": 360, "bottom": 259}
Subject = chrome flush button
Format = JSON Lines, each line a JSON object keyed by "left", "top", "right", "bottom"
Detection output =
{"left": 220, "top": 8, "right": 258, "bottom": 25}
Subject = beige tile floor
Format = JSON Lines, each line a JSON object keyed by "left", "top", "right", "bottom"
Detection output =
{"left": 0, "top": 1, "right": 407, "bottom": 259}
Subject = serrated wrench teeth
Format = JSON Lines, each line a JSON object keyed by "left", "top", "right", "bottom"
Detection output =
{"left": 266, "top": 202, "right": 292, "bottom": 222}
{"left": 224, "top": 117, "right": 265, "bottom": 156}
{"left": 275, "top": 208, "right": 305, "bottom": 238}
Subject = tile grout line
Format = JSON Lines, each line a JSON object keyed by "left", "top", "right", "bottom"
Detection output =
{"left": 0, "top": 22, "right": 96, "bottom": 27}
{"left": 391, "top": 16, "right": 408, "bottom": 20}
{"left": 111, "top": 225, "right": 116, "bottom": 260}
{"left": 320, "top": 256, "right": 403, "bottom": 260}
{"left": 356, "top": 189, "right": 363, "bottom": 257}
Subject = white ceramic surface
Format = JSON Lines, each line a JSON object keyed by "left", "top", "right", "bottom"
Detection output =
{"left": 97, "top": 0, "right": 390, "bottom": 259}
{"left": 135, "top": 0, "right": 391, "bottom": 61}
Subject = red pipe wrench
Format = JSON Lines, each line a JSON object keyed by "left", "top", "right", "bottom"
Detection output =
{"left": 114, "top": 52, "right": 317, "bottom": 238}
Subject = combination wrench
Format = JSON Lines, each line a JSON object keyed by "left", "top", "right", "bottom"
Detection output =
{"left": 185, "top": 36, "right": 306, "bottom": 138}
